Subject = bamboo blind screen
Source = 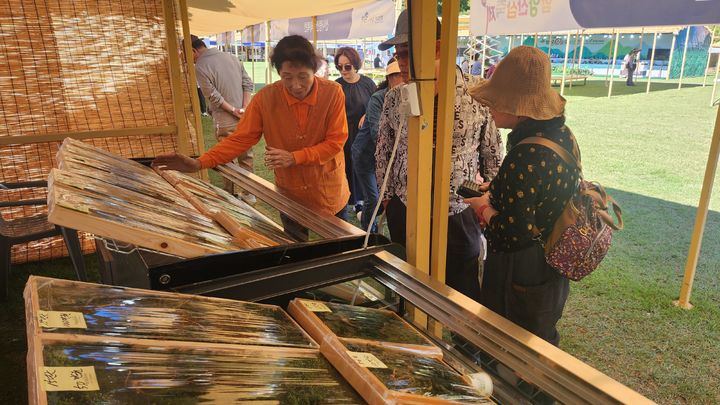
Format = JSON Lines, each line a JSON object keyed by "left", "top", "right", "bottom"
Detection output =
{"left": 0, "top": 0, "right": 200, "bottom": 264}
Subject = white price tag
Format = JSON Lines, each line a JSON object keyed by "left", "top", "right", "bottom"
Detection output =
{"left": 300, "top": 300, "right": 332, "bottom": 313}
{"left": 38, "top": 311, "right": 87, "bottom": 329}
{"left": 41, "top": 366, "right": 100, "bottom": 392}
{"left": 347, "top": 351, "right": 388, "bottom": 369}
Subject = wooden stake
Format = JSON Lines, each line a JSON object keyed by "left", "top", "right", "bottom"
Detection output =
{"left": 569, "top": 30, "right": 580, "bottom": 89}
{"left": 646, "top": 32, "right": 658, "bottom": 94}
{"left": 312, "top": 16, "right": 318, "bottom": 47}
{"left": 678, "top": 26, "right": 690, "bottom": 89}
{"left": 534, "top": 32, "right": 538, "bottom": 47}
{"left": 608, "top": 31, "right": 620, "bottom": 97}
{"left": 605, "top": 30, "right": 615, "bottom": 83}
{"left": 711, "top": 51, "right": 720, "bottom": 106}
{"left": 178, "top": 0, "right": 206, "bottom": 160}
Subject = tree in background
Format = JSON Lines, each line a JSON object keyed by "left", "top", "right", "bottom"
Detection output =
{"left": 437, "top": 0, "right": 470, "bottom": 15}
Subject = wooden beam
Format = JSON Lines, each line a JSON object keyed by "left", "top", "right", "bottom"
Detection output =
{"left": 703, "top": 26, "right": 716, "bottom": 87}
{"left": 265, "top": 21, "right": 272, "bottom": 85}
{"left": 712, "top": 51, "right": 720, "bottom": 106}
{"left": 162, "top": 0, "right": 192, "bottom": 155}
{"left": 405, "top": 0, "right": 436, "bottom": 275}
{"left": 431, "top": 0, "right": 459, "bottom": 286}
{"left": 312, "top": 16, "right": 318, "bottom": 47}
{"left": 0, "top": 126, "right": 175, "bottom": 146}
{"left": 676, "top": 104, "right": 720, "bottom": 309}
{"left": 666, "top": 33, "right": 677, "bottom": 80}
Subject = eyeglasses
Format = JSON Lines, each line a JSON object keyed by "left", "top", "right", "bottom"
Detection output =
{"left": 336, "top": 64, "right": 354, "bottom": 72}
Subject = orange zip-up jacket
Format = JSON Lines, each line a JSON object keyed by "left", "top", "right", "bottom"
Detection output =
{"left": 198, "top": 77, "right": 350, "bottom": 216}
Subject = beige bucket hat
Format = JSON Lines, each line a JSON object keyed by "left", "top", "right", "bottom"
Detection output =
{"left": 469, "top": 46, "right": 566, "bottom": 120}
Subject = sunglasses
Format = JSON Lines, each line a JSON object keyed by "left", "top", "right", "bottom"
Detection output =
{"left": 336, "top": 64, "right": 354, "bottom": 72}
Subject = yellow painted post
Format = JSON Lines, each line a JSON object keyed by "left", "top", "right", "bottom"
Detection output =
{"left": 178, "top": 0, "right": 205, "bottom": 157}
{"left": 312, "top": 16, "right": 318, "bottom": 47}
{"left": 608, "top": 31, "right": 620, "bottom": 98}
{"left": 480, "top": 35, "right": 487, "bottom": 78}
{"left": 667, "top": 33, "right": 677, "bottom": 80}
{"left": 646, "top": 32, "right": 658, "bottom": 94}
{"left": 431, "top": 0, "right": 460, "bottom": 287}
{"left": 560, "top": 32, "right": 571, "bottom": 95}
{"left": 405, "top": 0, "right": 436, "bottom": 275}
{"left": 265, "top": 21, "right": 272, "bottom": 84}
{"left": 251, "top": 29, "right": 256, "bottom": 85}
{"left": 711, "top": 53, "right": 720, "bottom": 106}
{"left": 703, "top": 26, "right": 716, "bottom": 87}
{"left": 678, "top": 26, "right": 690, "bottom": 89}
{"left": 676, "top": 105, "right": 720, "bottom": 309}
{"left": 162, "top": 0, "right": 192, "bottom": 155}
{"left": 569, "top": 30, "right": 580, "bottom": 89}
{"left": 605, "top": 30, "right": 615, "bottom": 83}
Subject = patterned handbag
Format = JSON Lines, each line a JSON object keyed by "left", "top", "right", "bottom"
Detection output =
{"left": 518, "top": 137, "right": 623, "bottom": 281}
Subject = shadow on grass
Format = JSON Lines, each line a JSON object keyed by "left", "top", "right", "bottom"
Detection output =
{"left": 561, "top": 187, "right": 720, "bottom": 404}
{"left": 559, "top": 79, "right": 704, "bottom": 98}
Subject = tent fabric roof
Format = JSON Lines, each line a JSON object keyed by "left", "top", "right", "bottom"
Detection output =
{"left": 187, "top": 0, "right": 377, "bottom": 36}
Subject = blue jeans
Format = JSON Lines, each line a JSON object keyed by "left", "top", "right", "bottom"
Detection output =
{"left": 354, "top": 163, "right": 379, "bottom": 232}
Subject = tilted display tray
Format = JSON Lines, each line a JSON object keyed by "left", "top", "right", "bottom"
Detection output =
{"left": 288, "top": 298, "right": 443, "bottom": 358}
{"left": 25, "top": 276, "right": 317, "bottom": 350}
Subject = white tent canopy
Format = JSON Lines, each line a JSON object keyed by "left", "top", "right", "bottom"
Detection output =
{"left": 187, "top": 0, "right": 377, "bottom": 36}
{"left": 470, "top": 0, "right": 720, "bottom": 35}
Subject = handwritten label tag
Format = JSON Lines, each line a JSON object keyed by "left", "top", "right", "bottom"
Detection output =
{"left": 38, "top": 311, "right": 87, "bottom": 329}
{"left": 41, "top": 366, "right": 100, "bottom": 392}
{"left": 346, "top": 351, "right": 388, "bottom": 369}
{"left": 301, "top": 300, "right": 332, "bottom": 313}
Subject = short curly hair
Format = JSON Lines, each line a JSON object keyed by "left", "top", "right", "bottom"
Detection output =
{"left": 271, "top": 35, "right": 318, "bottom": 73}
{"left": 334, "top": 47, "right": 362, "bottom": 71}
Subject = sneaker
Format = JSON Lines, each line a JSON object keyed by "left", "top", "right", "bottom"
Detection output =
{"left": 241, "top": 192, "right": 257, "bottom": 205}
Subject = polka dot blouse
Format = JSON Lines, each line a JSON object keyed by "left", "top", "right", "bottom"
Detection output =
{"left": 486, "top": 116, "right": 581, "bottom": 253}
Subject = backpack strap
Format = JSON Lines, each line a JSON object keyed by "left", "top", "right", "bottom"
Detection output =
{"left": 516, "top": 136, "right": 582, "bottom": 172}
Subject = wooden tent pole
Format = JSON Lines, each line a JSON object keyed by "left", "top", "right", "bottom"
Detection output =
{"left": 251, "top": 29, "right": 256, "bottom": 86}
{"left": 548, "top": 31, "right": 553, "bottom": 56}
{"left": 569, "top": 30, "right": 580, "bottom": 89}
{"left": 480, "top": 35, "right": 487, "bottom": 78}
{"left": 560, "top": 32, "right": 571, "bottom": 95}
{"left": 678, "top": 26, "right": 690, "bottom": 89}
{"left": 667, "top": 33, "right": 677, "bottom": 80}
{"left": 534, "top": 32, "right": 538, "bottom": 47}
{"left": 608, "top": 31, "right": 620, "bottom": 98}
{"left": 676, "top": 104, "right": 720, "bottom": 309}
{"left": 646, "top": 32, "right": 658, "bottom": 94}
{"left": 265, "top": 21, "right": 272, "bottom": 84}
{"left": 432, "top": 0, "right": 460, "bottom": 287}
{"left": 711, "top": 52, "right": 720, "bottom": 106}
{"left": 162, "top": 0, "right": 191, "bottom": 155}
{"left": 605, "top": 30, "right": 615, "bottom": 83}
{"left": 508, "top": 35, "right": 514, "bottom": 52}
{"left": 312, "top": 16, "right": 318, "bottom": 47}
{"left": 703, "top": 26, "right": 716, "bottom": 87}
{"left": 179, "top": 0, "right": 205, "bottom": 157}
{"left": 405, "top": 0, "right": 436, "bottom": 275}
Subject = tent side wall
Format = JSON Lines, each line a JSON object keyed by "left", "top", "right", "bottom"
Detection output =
{"left": 0, "top": 0, "right": 200, "bottom": 264}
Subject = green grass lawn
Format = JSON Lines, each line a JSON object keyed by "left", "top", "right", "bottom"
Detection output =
{"left": 2, "top": 76, "right": 719, "bottom": 404}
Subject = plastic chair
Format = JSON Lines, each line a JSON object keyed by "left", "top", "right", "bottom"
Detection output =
{"left": 0, "top": 180, "right": 87, "bottom": 300}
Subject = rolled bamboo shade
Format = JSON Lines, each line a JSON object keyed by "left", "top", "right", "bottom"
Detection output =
{"left": 0, "top": 0, "right": 200, "bottom": 264}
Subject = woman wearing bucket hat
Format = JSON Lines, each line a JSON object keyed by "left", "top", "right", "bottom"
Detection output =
{"left": 467, "top": 46, "right": 582, "bottom": 346}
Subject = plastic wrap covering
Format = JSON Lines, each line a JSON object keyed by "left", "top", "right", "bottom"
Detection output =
{"left": 49, "top": 138, "right": 292, "bottom": 254}
{"left": 0, "top": 0, "right": 200, "bottom": 263}
{"left": 30, "top": 341, "right": 363, "bottom": 405}
{"left": 289, "top": 298, "right": 443, "bottom": 357}
{"left": 26, "top": 276, "right": 317, "bottom": 349}
{"left": 321, "top": 339, "right": 495, "bottom": 405}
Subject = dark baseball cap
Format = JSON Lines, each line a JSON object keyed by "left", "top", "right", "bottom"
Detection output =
{"left": 379, "top": 9, "right": 441, "bottom": 51}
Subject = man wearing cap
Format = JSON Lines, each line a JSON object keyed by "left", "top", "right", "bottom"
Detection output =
{"left": 374, "top": 9, "right": 503, "bottom": 302}
{"left": 352, "top": 59, "right": 406, "bottom": 232}
{"left": 191, "top": 35, "right": 256, "bottom": 201}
